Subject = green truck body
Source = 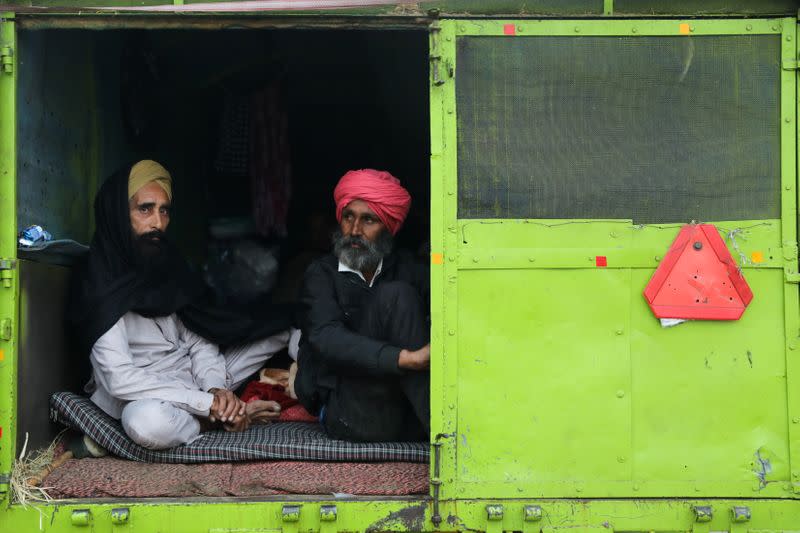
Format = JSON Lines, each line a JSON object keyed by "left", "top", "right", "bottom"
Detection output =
{"left": 3, "top": 1, "right": 800, "bottom": 531}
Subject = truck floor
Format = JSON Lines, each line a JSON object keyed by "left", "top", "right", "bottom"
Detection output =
{"left": 42, "top": 455, "right": 428, "bottom": 498}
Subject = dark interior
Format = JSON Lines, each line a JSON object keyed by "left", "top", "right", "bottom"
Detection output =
{"left": 16, "top": 27, "right": 431, "bottom": 452}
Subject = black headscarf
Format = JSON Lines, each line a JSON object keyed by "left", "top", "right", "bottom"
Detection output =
{"left": 68, "top": 163, "right": 293, "bottom": 357}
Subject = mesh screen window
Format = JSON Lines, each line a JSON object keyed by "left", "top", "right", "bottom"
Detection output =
{"left": 456, "top": 36, "right": 781, "bottom": 222}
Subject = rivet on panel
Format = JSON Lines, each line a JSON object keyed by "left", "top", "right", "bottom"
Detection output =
{"left": 772, "top": 25, "right": 779, "bottom": 31}
{"left": 574, "top": 27, "right": 580, "bottom": 33}
{"left": 790, "top": 343, "right": 797, "bottom": 350}
{"left": 617, "top": 456, "right": 626, "bottom": 463}
{"left": 655, "top": 256, "right": 661, "bottom": 261}
{"left": 458, "top": 25, "right": 466, "bottom": 32}
{"left": 632, "top": 484, "right": 640, "bottom": 491}
{"left": 631, "top": 27, "right": 638, "bottom": 33}
{"left": 786, "top": 185, "right": 792, "bottom": 190}
{"left": 746, "top": 24, "right": 753, "bottom": 31}
{"left": 449, "top": 403, "right": 455, "bottom": 409}
{"left": 528, "top": 257, "right": 535, "bottom": 262}
{"left": 788, "top": 35, "right": 794, "bottom": 41}
{"left": 609, "top": 231, "right": 617, "bottom": 238}
{"left": 575, "top": 486, "right": 583, "bottom": 493}
{"left": 793, "top": 417, "right": 800, "bottom": 423}
{"left": 690, "top": 26, "right": 695, "bottom": 32}
{"left": 448, "top": 256, "right": 455, "bottom": 262}
{"left": 446, "top": 36, "right": 452, "bottom": 42}
{"left": 447, "top": 191, "right": 454, "bottom": 196}
{"left": 615, "top": 329, "right": 624, "bottom": 336}
{"left": 517, "top": 25, "right": 524, "bottom": 33}
{"left": 616, "top": 390, "right": 625, "bottom": 398}
{"left": 447, "top": 108, "right": 454, "bottom": 114}
{"left": 472, "top": 257, "right": 479, "bottom": 263}
{"left": 448, "top": 330, "right": 455, "bottom": 336}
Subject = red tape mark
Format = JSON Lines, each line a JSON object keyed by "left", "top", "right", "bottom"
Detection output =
{"left": 596, "top": 256, "right": 608, "bottom": 267}
{"left": 503, "top": 24, "right": 516, "bottom": 35}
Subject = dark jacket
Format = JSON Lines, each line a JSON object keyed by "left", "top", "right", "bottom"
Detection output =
{"left": 295, "top": 251, "right": 429, "bottom": 414}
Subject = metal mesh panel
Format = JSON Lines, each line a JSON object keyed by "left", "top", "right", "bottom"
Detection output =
{"left": 456, "top": 36, "right": 781, "bottom": 222}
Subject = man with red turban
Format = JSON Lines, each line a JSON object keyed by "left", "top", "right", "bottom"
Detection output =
{"left": 294, "top": 169, "right": 430, "bottom": 442}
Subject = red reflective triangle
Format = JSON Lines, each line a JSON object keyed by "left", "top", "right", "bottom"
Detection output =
{"left": 643, "top": 224, "right": 753, "bottom": 320}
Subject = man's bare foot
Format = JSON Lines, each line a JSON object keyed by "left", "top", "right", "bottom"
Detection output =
{"left": 245, "top": 400, "right": 281, "bottom": 424}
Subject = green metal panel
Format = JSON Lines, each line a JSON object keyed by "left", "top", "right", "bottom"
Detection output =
{"left": 0, "top": 12, "right": 17, "bottom": 497}
{"left": 436, "top": 18, "right": 799, "bottom": 500}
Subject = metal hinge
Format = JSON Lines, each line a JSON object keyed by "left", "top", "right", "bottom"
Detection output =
{"left": 0, "top": 259, "right": 14, "bottom": 288}
{"left": 429, "top": 22, "right": 452, "bottom": 86}
{"left": 430, "top": 432, "right": 454, "bottom": 527}
{"left": 0, "top": 46, "right": 11, "bottom": 74}
{"left": 782, "top": 58, "right": 799, "bottom": 70}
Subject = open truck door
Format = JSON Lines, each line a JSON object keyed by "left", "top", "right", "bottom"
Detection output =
{"left": 430, "top": 17, "right": 800, "bottom": 518}
{"left": 0, "top": 11, "right": 17, "bottom": 497}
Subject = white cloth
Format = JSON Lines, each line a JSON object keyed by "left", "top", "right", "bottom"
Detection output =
{"left": 88, "top": 312, "right": 289, "bottom": 449}
{"left": 337, "top": 259, "right": 383, "bottom": 287}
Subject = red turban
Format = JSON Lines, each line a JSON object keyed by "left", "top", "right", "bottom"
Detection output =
{"left": 334, "top": 169, "right": 412, "bottom": 236}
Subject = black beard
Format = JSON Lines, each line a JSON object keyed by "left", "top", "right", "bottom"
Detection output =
{"left": 132, "top": 230, "right": 169, "bottom": 272}
{"left": 332, "top": 228, "right": 393, "bottom": 273}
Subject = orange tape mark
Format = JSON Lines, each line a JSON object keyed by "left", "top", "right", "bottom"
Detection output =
{"left": 679, "top": 23, "right": 690, "bottom": 35}
{"left": 431, "top": 253, "right": 444, "bottom": 265}
{"left": 0, "top": 349, "right": 5, "bottom": 361}
{"left": 751, "top": 251, "right": 765, "bottom": 264}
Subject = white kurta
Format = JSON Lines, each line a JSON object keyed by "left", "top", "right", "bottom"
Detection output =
{"left": 87, "top": 311, "right": 290, "bottom": 449}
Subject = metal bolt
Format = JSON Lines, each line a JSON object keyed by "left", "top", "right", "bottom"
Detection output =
{"left": 773, "top": 25, "right": 779, "bottom": 31}
{"left": 609, "top": 231, "right": 617, "bottom": 238}
{"left": 632, "top": 484, "right": 640, "bottom": 491}
{"left": 617, "top": 455, "right": 626, "bottom": 463}
{"left": 448, "top": 330, "right": 455, "bottom": 336}
{"left": 631, "top": 27, "right": 638, "bottom": 33}
{"left": 793, "top": 417, "right": 800, "bottom": 423}
{"left": 320, "top": 505, "right": 338, "bottom": 522}
{"left": 693, "top": 241, "right": 703, "bottom": 250}
{"left": 486, "top": 504, "right": 504, "bottom": 521}
{"left": 786, "top": 185, "right": 793, "bottom": 190}
{"left": 458, "top": 25, "right": 466, "bottom": 32}
{"left": 71, "top": 510, "right": 92, "bottom": 527}
{"left": 746, "top": 24, "right": 753, "bottom": 31}
{"left": 574, "top": 27, "right": 580, "bottom": 33}
{"left": 448, "top": 256, "right": 455, "bottom": 262}
{"left": 282, "top": 505, "right": 301, "bottom": 523}
{"left": 730, "top": 506, "right": 751, "bottom": 522}
{"left": 446, "top": 36, "right": 452, "bottom": 42}
{"left": 789, "top": 35, "right": 794, "bottom": 41}
{"left": 575, "top": 486, "right": 583, "bottom": 492}
{"left": 693, "top": 506, "right": 713, "bottom": 523}
{"left": 615, "top": 329, "right": 624, "bottom": 336}
{"left": 787, "top": 117, "right": 793, "bottom": 123}
{"left": 472, "top": 257, "right": 479, "bottom": 263}
{"left": 517, "top": 25, "right": 524, "bottom": 33}
{"left": 447, "top": 191, "right": 454, "bottom": 196}
{"left": 790, "top": 344, "right": 797, "bottom": 350}
{"left": 616, "top": 390, "right": 625, "bottom": 398}
{"left": 449, "top": 403, "right": 455, "bottom": 409}
{"left": 110, "top": 508, "right": 129, "bottom": 525}
{"left": 690, "top": 26, "right": 695, "bottom": 32}
{"left": 655, "top": 256, "right": 661, "bottom": 261}
{"left": 523, "top": 505, "right": 543, "bottom": 522}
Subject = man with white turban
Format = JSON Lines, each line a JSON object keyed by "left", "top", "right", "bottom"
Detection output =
{"left": 69, "top": 160, "right": 292, "bottom": 449}
{"left": 295, "top": 169, "right": 430, "bottom": 442}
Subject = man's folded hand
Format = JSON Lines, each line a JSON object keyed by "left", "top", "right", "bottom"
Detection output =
{"left": 208, "top": 387, "right": 246, "bottom": 423}
{"left": 398, "top": 344, "right": 430, "bottom": 371}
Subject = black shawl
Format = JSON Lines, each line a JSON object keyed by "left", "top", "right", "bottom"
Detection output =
{"left": 68, "top": 164, "right": 292, "bottom": 357}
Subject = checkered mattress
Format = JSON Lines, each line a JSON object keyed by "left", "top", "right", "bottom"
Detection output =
{"left": 50, "top": 392, "right": 429, "bottom": 463}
